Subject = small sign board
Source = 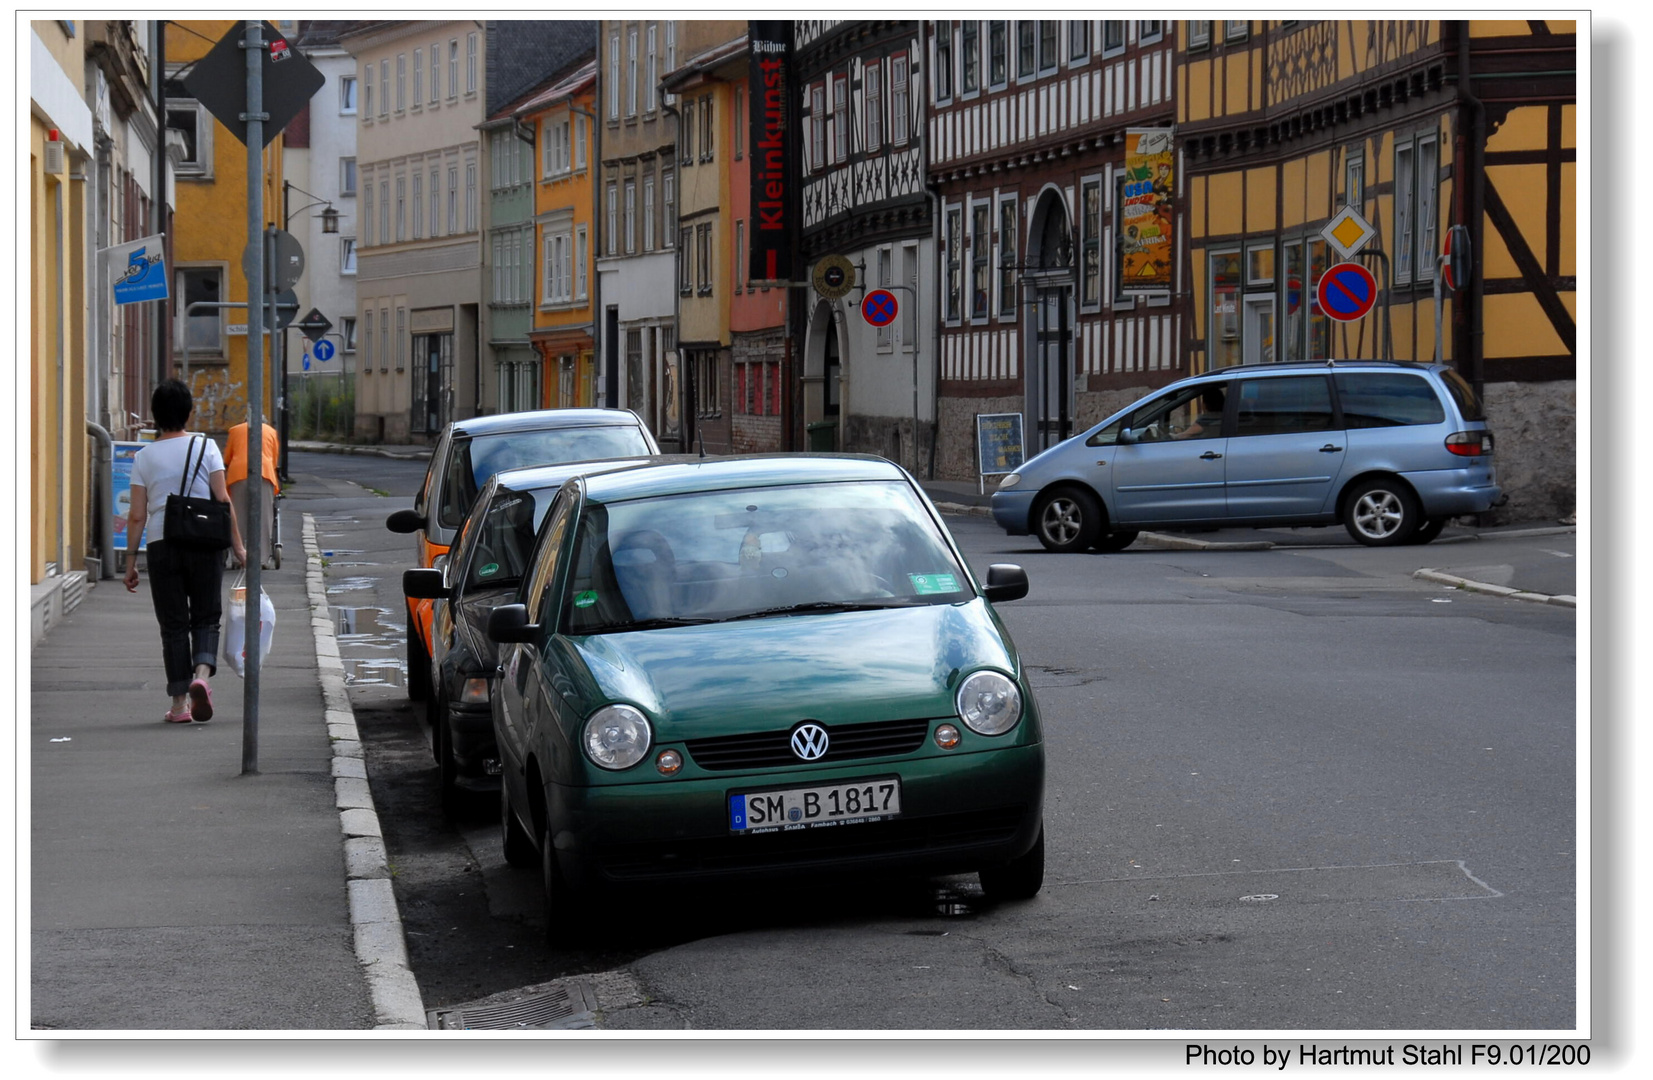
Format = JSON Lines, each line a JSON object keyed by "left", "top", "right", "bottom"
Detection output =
{"left": 112, "top": 441, "right": 148, "bottom": 550}
{"left": 861, "top": 289, "right": 899, "bottom": 327}
{"left": 1321, "top": 205, "right": 1377, "bottom": 260}
{"left": 976, "top": 412, "right": 1025, "bottom": 478}
{"left": 294, "top": 307, "right": 333, "bottom": 343}
{"left": 1317, "top": 261, "right": 1378, "bottom": 322}
{"left": 181, "top": 21, "right": 326, "bottom": 149}
{"left": 813, "top": 253, "right": 855, "bottom": 301}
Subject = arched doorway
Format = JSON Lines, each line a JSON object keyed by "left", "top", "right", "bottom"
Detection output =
{"left": 803, "top": 300, "right": 844, "bottom": 451}
{"left": 1026, "top": 188, "right": 1075, "bottom": 453}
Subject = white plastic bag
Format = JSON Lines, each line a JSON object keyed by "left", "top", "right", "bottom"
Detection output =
{"left": 223, "top": 572, "right": 277, "bottom": 677}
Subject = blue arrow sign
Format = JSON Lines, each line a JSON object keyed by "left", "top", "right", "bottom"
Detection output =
{"left": 313, "top": 339, "right": 335, "bottom": 362}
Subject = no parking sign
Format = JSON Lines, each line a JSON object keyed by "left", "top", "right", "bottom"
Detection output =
{"left": 861, "top": 289, "right": 899, "bottom": 327}
{"left": 1316, "top": 262, "right": 1378, "bottom": 322}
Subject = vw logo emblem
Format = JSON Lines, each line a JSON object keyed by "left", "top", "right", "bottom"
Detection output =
{"left": 790, "top": 722, "right": 830, "bottom": 761}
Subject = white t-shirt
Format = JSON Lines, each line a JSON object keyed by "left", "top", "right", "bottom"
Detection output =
{"left": 130, "top": 434, "right": 226, "bottom": 545}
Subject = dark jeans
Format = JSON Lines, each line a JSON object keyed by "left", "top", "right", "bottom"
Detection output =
{"left": 146, "top": 539, "right": 225, "bottom": 696}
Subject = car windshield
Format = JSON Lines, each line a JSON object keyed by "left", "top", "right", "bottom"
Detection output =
{"left": 438, "top": 425, "right": 653, "bottom": 528}
{"left": 561, "top": 480, "right": 973, "bottom": 633}
{"left": 463, "top": 485, "right": 561, "bottom": 591}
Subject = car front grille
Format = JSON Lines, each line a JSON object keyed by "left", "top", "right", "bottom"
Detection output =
{"left": 683, "top": 717, "right": 932, "bottom": 771}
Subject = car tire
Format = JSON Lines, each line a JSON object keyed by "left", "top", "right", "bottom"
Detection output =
{"left": 407, "top": 621, "right": 431, "bottom": 702}
{"left": 1092, "top": 530, "right": 1140, "bottom": 553}
{"left": 979, "top": 824, "right": 1045, "bottom": 902}
{"left": 501, "top": 782, "right": 536, "bottom": 868}
{"left": 1406, "top": 517, "right": 1448, "bottom": 545}
{"left": 1033, "top": 488, "right": 1104, "bottom": 553}
{"left": 436, "top": 700, "right": 463, "bottom": 818}
{"left": 540, "top": 821, "right": 582, "bottom": 946}
{"left": 1343, "top": 478, "right": 1421, "bottom": 546}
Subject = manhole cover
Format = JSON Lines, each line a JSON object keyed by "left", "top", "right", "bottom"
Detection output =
{"left": 428, "top": 980, "right": 597, "bottom": 1030}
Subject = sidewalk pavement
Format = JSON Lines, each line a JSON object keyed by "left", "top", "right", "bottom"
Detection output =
{"left": 28, "top": 510, "right": 422, "bottom": 1031}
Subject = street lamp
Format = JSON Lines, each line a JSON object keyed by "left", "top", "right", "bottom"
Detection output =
{"left": 278, "top": 180, "right": 338, "bottom": 481}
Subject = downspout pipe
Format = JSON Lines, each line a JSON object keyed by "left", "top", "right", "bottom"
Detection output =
{"left": 925, "top": 183, "right": 943, "bottom": 479}
{"left": 1458, "top": 22, "right": 1486, "bottom": 401}
{"left": 86, "top": 421, "right": 115, "bottom": 579}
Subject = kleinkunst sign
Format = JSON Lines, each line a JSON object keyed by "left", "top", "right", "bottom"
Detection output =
{"left": 748, "top": 21, "right": 794, "bottom": 285}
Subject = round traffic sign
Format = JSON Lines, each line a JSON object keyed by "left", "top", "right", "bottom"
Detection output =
{"left": 313, "top": 339, "right": 336, "bottom": 362}
{"left": 862, "top": 289, "right": 899, "bottom": 327}
{"left": 1316, "top": 262, "right": 1378, "bottom": 322}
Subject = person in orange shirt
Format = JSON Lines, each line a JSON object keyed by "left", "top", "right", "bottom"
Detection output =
{"left": 224, "top": 414, "right": 281, "bottom": 568}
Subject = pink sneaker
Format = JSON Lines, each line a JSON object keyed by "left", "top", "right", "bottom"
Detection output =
{"left": 188, "top": 679, "right": 214, "bottom": 722}
{"left": 164, "top": 705, "right": 193, "bottom": 724}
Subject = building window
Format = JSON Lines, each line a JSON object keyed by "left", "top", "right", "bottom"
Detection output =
{"left": 609, "top": 33, "right": 621, "bottom": 119}
{"left": 340, "top": 75, "right": 357, "bottom": 114}
{"left": 175, "top": 266, "right": 223, "bottom": 353}
{"left": 341, "top": 316, "right": 356, "bottom": 353}
{"left": 877, "top": 246, "right": 894, "bottom": 348}
{"left": 832, "top": 75, "right": 848, "bottom": 163}
{"left": 546, "top": 117, "right": 571, "bottom": 176}
{"left": 361, "top": 64, "right": 373, "bottom": 118}
{"left": 1346, "top": 152, "right": 1364, "bottom": 210}
{"left": 576, "top": 225, "right": 588, "bottom": 299}
{"left": 944, "top": 205, "right": 962, "bottom": 322}
{"left": 379, "top": 307, "right": 388, "bottom": 371}
{"left": 1209, "top": 249, "right": 1242, "bottom": 368}
{"left": 575, "top": 113, "right": 587, "bottom": 169}
{"left": 413, "top": 49, "right": 422, "bottom": 108}
{"left": 395, "top": 176, "right": 406, "bottom": 241}
{"left": 1395, "top": 141, "right": 1415, "bottom": 283}
{"left": 890, "top": 57, "right": 909, "bottom": 145}
{"left": 646, "top": 23, "right": 659, "bottom": 113}
{"left": 665, "top": 21, "right": 676, "bottom": 95}
{"left": 396, "top": 53, "right": 405, "bottom": 112}
{"left": 735, "top": 218, "right": 745, "bottom": 291}
{"left": 627, "top": 27, "right": 639, "bottom": 117}
{"left": 1069, "top": 19, "right": 1089, "bottom": 62}
{"left": 467, "top": 162, "right": 478, "bottom": 231}
{"left": 696, "top": 222, "right": 712, "bottom": 294}
{"left": 544, "top": 231, "right": 572, "bottom": 303}
{"left": 624, "top": 179, "right": 637, "bottom": 253}
{"left": 447, "top": 167, "right": 458, "bottom": 235}
{"left": 1224, "top": 20, "right": 1249, "bottom": 43}
{"left": 1103, "top": 21, "right": 1125, "bottom": 55}
{"left": 678, "top": 228, "right": 692, "bottom": 293}
{"left": 340, "top": 156, "right": 357, "bottom": 196}
{"left": 396, "top": 308, "right": 406, "bottom": 371}
{"left": 961, "top": 22, "right": 979, "bottom": 93}
{"left": 411, "top": 174, "right": 422, "bottom": 239}
{"left": 865, "top": 61, "right": 883, "bottom": 150}
{"left": 1038, "top": 21, "right": 1058, "bottom": 72}
{"left": 810, "top": 83, "right": 826, "bottom": 168}
{"left": 164, "top": 98, "right": 214, "bottom": 178}
{"left": 971, "top": 202, "right": 991, "bottom": 321}
{"left": 1139, "top": 21, "right": 1163, "bottom": 44}
{"left": 700, "top": 94, "right": 714, "bottom": 162}
{"left": 734, "top": 85, "right": 744, "bottom": 158}
{"left": 1416, "top": 137, "right": 1439, "bottom": 282}
{"left": 362, "top": 312, "right": 372, "bottom": 371}
{"left": 429, "top": 167, "right": 440, "bottom": 236}
{"left": 1188, "top": 21, "right": 1211, "bottom": 50}
{"left": 466, "top": 32, "right": 477, "bottom": 93}
{"left": 1080, "top": 178, "right": 1102, "bottom": 308}
{"left": 998, "top": 195, "right": 1018, "bottom": 318}
{"left": 663, "top": 172, "right": 675, "bottom": 246}
{"left": 379, "top": 179, "right": 389, "bottom": 244}
{"left": 695, "top": 351, "right": 719, "bottom": 416}
{"left": 341, "top": 237, "right": 357, "bottom": 275}
{"left": 643, "top": 175, "right": 656, "bottom": 252}
{"left": 448, "top": 39, "right": 459, "bottom": 100}
{"left": 606, "top": 182, "right": 618, "bottom": 255}
{"left": 989, "top": 21, "right": 1008, "bottom": 89}
{"left": 681, "top": 97, "right": 695, "bottom": 162}
{"left": 362, "top": 182, "right": 374, "bottom": 245}
{"left": 935, "top": 22, "right": 952, "bottom": 102}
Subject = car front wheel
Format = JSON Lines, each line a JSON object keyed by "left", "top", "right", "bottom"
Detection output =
{"left": 540, "top": 821, "right": 584, "bottom": 946}
{"left": 1343, "top": 479, "right": 1420, "bottom": 546}
{"left": 979, "top": 825, "right": 1045, "bottom": 902}
{"left": 1033, "top": 488, "right": 1104, "bottom": 553}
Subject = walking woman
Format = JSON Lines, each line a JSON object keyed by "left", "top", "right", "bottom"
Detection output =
{"left": 123, "top": 380, "right": 247, "bottom": 722}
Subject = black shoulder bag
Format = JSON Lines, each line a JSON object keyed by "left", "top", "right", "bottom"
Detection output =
{"left": 164, "top": 436, "right": 233, "bottom": 551}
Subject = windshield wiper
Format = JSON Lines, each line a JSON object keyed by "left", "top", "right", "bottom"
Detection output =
{"left": 724, "top": 600, "right": 915, "bottom": 622}
{"left": 588, "top": 617, "right": 718, "bottom": 633}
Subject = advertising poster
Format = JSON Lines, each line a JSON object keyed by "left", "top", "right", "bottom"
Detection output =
{"left": 1121, "top": 128, "right": 1175, "bottom": 293}
{"left": 747, "top": 20, "right": 794, "bottom": 285}
{"left": 975, "top": 412, "right": 1025, "bottom": 477}
{"left": 112, "top": 441, "right": 148, "bottom": 551}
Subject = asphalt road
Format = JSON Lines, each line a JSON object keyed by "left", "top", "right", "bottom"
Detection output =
{"left": 287, "top": 450, "right": 1578, "bottom": 1033}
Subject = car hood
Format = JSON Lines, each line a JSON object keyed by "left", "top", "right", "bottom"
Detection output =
{"left": 557, "top": 599, "right": 1018, "bottom": 733}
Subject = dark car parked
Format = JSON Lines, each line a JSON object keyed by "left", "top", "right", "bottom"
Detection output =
{"left": 403, "top": 457, "right": 670, "bottom": 814}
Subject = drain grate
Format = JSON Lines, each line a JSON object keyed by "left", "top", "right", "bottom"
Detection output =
{"left": 428, "top": 980, "right": 597, "bottom": 1030}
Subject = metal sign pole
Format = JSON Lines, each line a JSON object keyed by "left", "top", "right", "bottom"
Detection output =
{"left": 242, "top": 20, "right": 266, "bottom": 775}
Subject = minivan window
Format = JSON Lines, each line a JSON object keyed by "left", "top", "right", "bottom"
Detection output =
{"left": 1439, "top": 369, "right": 1485, "bottom": 421}
{"left": 1124, "top": 383, "right": 1227, "bottom": 442}
{"left": 1334, "top": 373, "right": 1446, "bottom": 428}
{"left": 1234, "top": 375, "right": 1335, "bottom": 437}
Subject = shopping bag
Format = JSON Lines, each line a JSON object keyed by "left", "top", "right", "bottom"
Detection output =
{"left": 222, "top": 572, "right": 277, "bottom": 677}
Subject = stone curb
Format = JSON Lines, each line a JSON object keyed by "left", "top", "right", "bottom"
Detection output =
{"left": 1412, "top": 568, "right": 1576, "bottom": 608}
{"left": 292, "top": 441, "right": 433, "bottom": 462}
{"left": 303, "top": 514, "right": 427, "bottom": 1029}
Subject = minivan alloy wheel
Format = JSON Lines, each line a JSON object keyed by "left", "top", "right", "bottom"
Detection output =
{"left": 1034, "top": 488, "right": 1103, "bottom": 553}
{"left": 1344, "top": 479, "right": 1419, "bottom": 546}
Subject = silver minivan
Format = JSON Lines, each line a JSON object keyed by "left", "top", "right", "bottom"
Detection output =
{"left": 991, "top": 361, "right": 1500, "bottom": 551}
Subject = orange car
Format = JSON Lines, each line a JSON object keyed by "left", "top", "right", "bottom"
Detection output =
{"left": 386, "top": 409, "right": 660, "bottom": 700}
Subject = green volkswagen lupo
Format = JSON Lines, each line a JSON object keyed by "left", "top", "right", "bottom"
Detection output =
{"left": 487, "top": 455, "right": 1044, "bottom": 931}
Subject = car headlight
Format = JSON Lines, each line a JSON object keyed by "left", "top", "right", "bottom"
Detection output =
{"left": 998, "top": 473, "right": 1021, "bottom": 489}
{"left": 583, "top": 704, "right": 653, "bottom": 770}
{"left": 955, "top": 670, "right": 1022, "bottom": 736}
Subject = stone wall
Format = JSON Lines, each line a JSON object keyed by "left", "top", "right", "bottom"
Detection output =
{"left": 1481, "top": 380, "right": 1576, "bottom": 524}
{"left": 843, "top": 414, "right": 933, "bottom": 476}
{"left": 934, "top": 394, "right": 1023, "bottom": 481}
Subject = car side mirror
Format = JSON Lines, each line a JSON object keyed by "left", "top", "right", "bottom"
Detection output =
{"left": 487, "top": 603, "right": 540, "bottom": 643}
{"left": 1117, "top": 427, "right": 1139, "bottom": 445}
{"left": 403, "top": 568, "right": 448, "bottom": 600}
{"left": 386, "top": 508, "right": 425, "bottom": 534}
{"left": 983, "top": 564, "right": 1029, "bottom": 603}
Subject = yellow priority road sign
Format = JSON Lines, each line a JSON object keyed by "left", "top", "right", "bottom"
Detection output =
{"left": 1321, "top": 205, "right": 1378, "bottom": 260}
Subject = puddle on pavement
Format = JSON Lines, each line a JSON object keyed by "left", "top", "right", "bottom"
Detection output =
{"left": 342, "top": 658, "right": 408, "bottom": 688}
{"left": 333, "top": 605, "right": 408, "bottom": 688}
{"left": 326, "top": 575, "right": 379, "bottom": 595}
